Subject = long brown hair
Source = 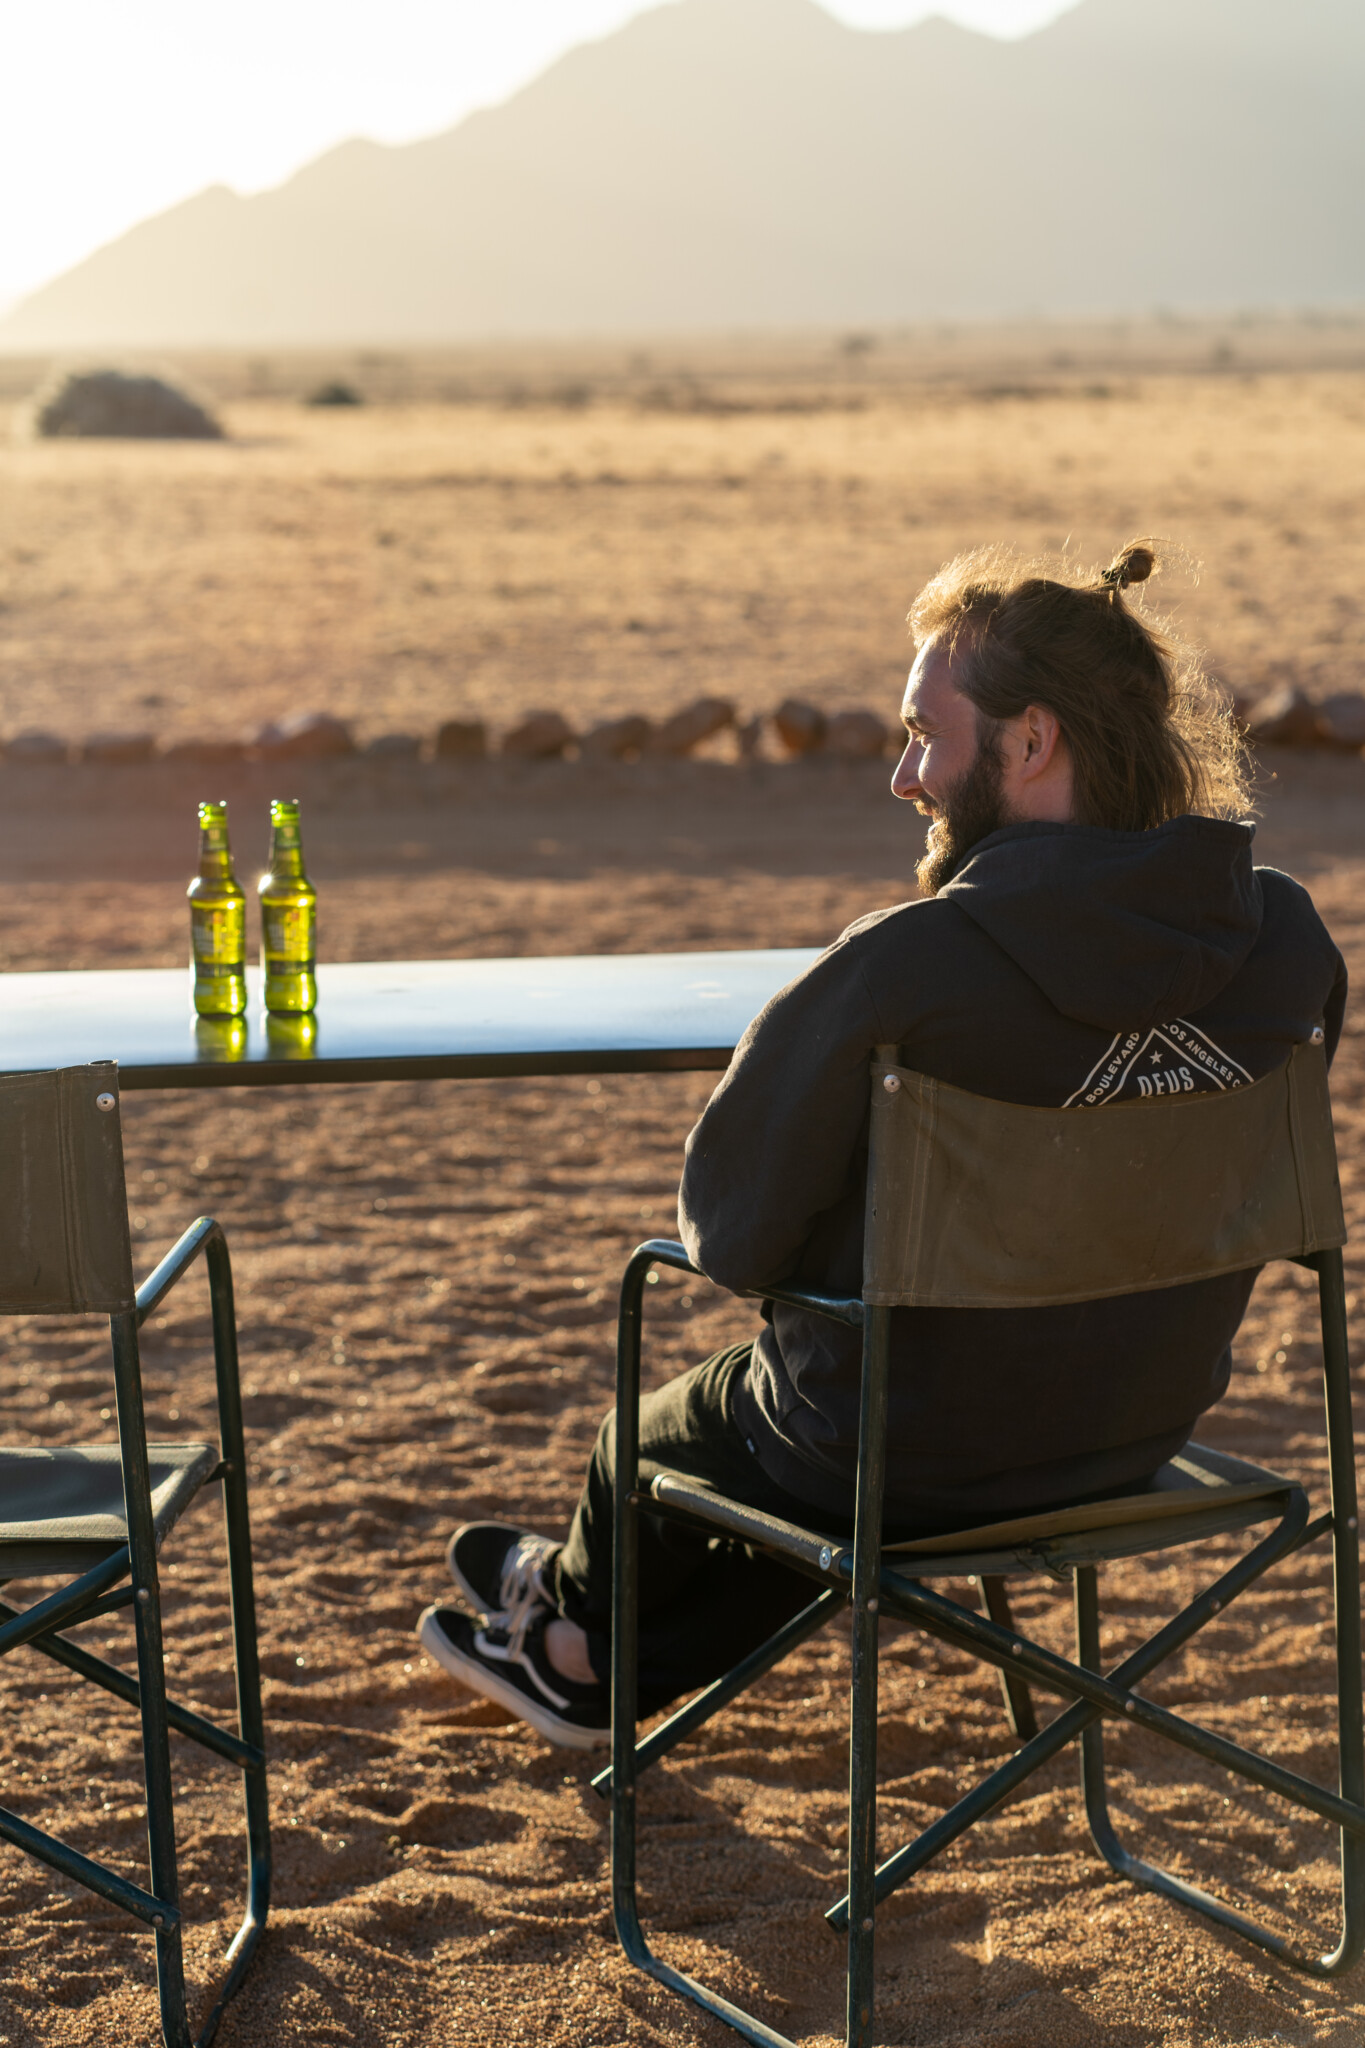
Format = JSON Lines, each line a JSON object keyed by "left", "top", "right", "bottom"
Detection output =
{"left": 908, "top": 541, "right": 1250, "bottom": 830}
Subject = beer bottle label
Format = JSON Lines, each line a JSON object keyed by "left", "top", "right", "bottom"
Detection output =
{"left": 191, "top": 907, "right": 244, "bottom": 970}
{"left": 264, "top": 904, "right": 316, "bottom": 966}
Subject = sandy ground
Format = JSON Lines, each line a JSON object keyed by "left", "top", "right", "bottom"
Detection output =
{"left": 0, "top": 746, "right": 1364, "bottom": 2047}
{"left": 3, "top": 338, "right": 1365, "bottom": 2044}
{"left": 1, "top": 358, "right": 1363, "bottom": 749}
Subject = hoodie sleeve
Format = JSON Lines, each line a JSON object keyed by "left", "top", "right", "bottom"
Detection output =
{"left": 678, "top": 931, "right": 887, "bottom": 1294}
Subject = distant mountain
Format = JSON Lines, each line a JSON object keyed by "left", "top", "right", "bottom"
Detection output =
{"left": 4, "top": 0, "right": 1363, "bottom": 348}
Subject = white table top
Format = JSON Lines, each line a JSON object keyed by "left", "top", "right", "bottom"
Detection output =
{"left": 0, "top": 950, "right": 822, "bottom": 1088}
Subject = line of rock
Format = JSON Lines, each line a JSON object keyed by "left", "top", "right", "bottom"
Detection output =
{"left": 0, "top": 699, "right": 898, "bottom": 766}
{"left": 12, "top": 688, "right": 1354, "bottom": 765}
{"left": 1235, "top": 686, "right": 1365, "bottom": 750}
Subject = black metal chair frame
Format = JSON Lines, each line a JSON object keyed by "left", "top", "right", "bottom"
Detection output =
{"left": 1, "top": 1216, "right": 270, "bottom": 2048}
{"left": 599, "top": 1227, "right": 1363, "bottom": 2048}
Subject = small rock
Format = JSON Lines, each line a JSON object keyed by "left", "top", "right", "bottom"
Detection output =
{"left": 1316, "top": 692, "right": 1365, "bottom": 750}
{"left": 502, "top": 711, "right": 574, "bottom": 759}
{"left": 159, "top": 736, "right": 248, "bottom": 764}
{"left": 364, "top": 732, "right": 421, "bottom": 758}
{"left": 80, "top": 731, "right": 156, "bottom": 765}
{"left": 3, "top": 730, "right": 67, "bottom": 764}
{"left": 306, "top": 381, "right": 362, "bottom": 408}
{"left": 826, "top": 708, "right": 892, "bottom": 759}
{"left": 1245, "top": 687, "right": 1327, "bottom": 747}
{"left": 650, "top": 698, "right": 735, "bottom": 756}
{"left": 253, "top": 711, "right": 355, "bottom": 760}
{"left": 581, "top": 714, "right": 653, "bottom": 760}
{"left": 773, "top": 699, "right": 827, "bottom": 755}
{"left": 30, "top": 369, "right": 223, "bottom": 441}
{"left": 433, "top": 719, "right": 488, "bottom": 760}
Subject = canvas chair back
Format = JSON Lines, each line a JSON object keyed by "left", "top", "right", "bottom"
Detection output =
{"left": 0, "top": 1063, "right": 135, "bottom": 1315}
{"left": 864, "top": 1036, "right": 1344, "bottom": 1310}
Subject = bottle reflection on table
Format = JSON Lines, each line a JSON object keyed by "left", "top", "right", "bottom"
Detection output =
{"left": 265, "top": 1011, "right": 318, "bottom": 1061}
{"left": 194, "top": 1014, "right": 248, "bottom": 1062}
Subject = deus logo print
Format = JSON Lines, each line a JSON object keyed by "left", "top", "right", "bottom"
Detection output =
{"left": 1064, "top": 1018, "right": 1253, "bottom": 1108}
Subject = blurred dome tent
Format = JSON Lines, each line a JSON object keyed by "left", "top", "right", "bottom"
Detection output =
{"left": 306, "top": 380, "right": 363, "bottom": 406}
{"left": 28, "top": 368, "right": 223, "bottom": 439}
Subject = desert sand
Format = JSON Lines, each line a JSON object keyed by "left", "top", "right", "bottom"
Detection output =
{"left": 1, "top": 348, "right": 1365, "bottom": 2047}
{"left": 2, "top": 338, "right": 1363, "bottom": 749}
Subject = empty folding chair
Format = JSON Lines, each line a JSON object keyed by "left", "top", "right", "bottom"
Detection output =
{"left": 600, "top": 1034, "right": 1361, "bottom": 2048}
{"left": 0, "top": 1063, "right": 269, "bottom": 2048}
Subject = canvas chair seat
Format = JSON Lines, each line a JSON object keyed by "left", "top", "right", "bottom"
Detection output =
{"left": 0, "top": 1441, "right": 220, "bottom": 1580}
{"left": 650, "top": 1440, "right": 1299, "bottom": 1584}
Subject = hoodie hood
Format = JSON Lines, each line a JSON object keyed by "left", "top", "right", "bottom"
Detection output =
{"left": 938, "top": 816, "right": 1262, "bottom": 1032}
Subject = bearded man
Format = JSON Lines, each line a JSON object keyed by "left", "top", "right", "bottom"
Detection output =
{"left": 419, "top": 540, "right": 1346, "bottom": 1749}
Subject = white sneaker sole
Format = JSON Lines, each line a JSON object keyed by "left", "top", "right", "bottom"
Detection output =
{"left": 417, "top": 1606, "right": 610, "bottom": 1753}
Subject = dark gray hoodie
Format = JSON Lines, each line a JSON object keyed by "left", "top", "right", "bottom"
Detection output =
{"left": 679, "top": 818, "right": 1346, "bottom": 1526}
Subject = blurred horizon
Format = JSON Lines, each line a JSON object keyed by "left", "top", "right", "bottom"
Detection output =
{"left": 0, "top": 0, "right": 1073, "bottom": 311}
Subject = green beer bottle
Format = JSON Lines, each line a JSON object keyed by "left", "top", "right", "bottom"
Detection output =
{"left": 259, "top": 798, "right": 317, "bottom": 1013}
{"left": 188, "top": 800, "right": 247, "bottom": 1017}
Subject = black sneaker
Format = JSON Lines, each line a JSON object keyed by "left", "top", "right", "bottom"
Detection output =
{"left": 418, "top": 1604, "right": 610, "bottom": 1752}
{"left": 445, "top": 1522, "right": 561, "bottom": 1627}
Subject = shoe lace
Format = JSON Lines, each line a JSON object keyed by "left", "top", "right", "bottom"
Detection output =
{"left": 496, "top": 1534, "right": 557, "bottom": 1656}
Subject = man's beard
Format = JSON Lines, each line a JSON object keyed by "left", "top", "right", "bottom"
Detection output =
{"left": 916, "top": 729, "right": 1012, "bottom": 897}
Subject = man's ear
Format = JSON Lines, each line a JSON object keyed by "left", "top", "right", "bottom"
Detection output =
{"left": 1019, "top": 704, "right": 1064, "bottom": 778}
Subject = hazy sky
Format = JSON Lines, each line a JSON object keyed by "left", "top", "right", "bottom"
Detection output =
{"left": 0, "top": 0, "right": 1075, "bottom": 307}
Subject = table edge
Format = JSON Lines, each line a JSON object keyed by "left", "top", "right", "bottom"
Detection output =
{"left": 106, "top": 1046, "right": 737, "bottom": 1089}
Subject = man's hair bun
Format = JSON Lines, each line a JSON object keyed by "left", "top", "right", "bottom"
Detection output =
{"left": 1101, "top": 540, "right": 1158, "bottom": 592}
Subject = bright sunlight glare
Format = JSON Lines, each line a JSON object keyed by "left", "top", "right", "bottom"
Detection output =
{"left": 0, "top": 0, "right": 1076, "bottom": 307}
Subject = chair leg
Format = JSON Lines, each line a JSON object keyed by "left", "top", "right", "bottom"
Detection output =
{"left": 1069, "top": 1250, "right": 1365, "bottom": 1977}
{"left": 610, "top": 1247, "right": 649, "bottom": 1976}
{"left": 1074, "top": 1565, "right": 1125, "bottom": 1868}
{"left": 845, "top": 1305, "right": 892, "bottom": 2048}
{"left": 136, "top": 1580, "right": 189, "bottom": 2048}
{"left": 206, "top": 1232, "right": 271, "bottom": 2014}
{"left": 112, "top": 1310, "right": 192, "bottom": 2048}
{"left": 190, "top": 1464, "right": 271, "bottom": 2042}
{"left": 846, "top": 1585, "right": 879, "bottom": 2048}
{"left": 607, "top": 1245, "right": 805, "bottom": 2048}
{"left": 1073, "top": 1561, "right": 1334, "bottom": 1968}
{"left": 136, "top": 1562, "right": 190, "bottom": 2047}
{"left": 979, "top": 1577, "right": 1039, "bottom": 1742}
{"left": 1314, "top": 1247, "right": 1365, "bottom": 1973}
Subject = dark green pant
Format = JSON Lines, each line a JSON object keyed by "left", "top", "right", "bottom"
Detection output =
{"left": 555, "top": 1343, "right": 839, "bottom": 1714}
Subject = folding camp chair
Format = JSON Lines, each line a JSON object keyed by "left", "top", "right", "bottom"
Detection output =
{"left": 0, "top": 1063, "right": 268, "bottom": 2048}
{"left": 598, "top": 1034, "right": 1362, "bottom": 2048}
